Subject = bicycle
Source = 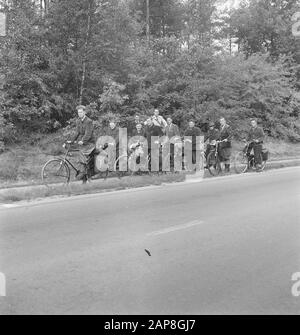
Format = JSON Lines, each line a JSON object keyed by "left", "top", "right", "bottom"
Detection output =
{"left": 206, "top": 139, "right": 227, "bottom": 176}
{"left": 114, "top": 141, "right": 151, "bottom": 178}
{"left": 41, "top": 143, "right": 108, "bottom": 186}
{"left": 234, "top": 141, "right": 268, "bottom": 174}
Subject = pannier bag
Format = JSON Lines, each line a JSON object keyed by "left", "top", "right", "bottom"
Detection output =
{"left": 262, "top": 148, "right": 269, "bottom": 161}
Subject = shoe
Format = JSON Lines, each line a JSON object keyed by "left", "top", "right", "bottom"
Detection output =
{"left": 76, "top": 171, "right": 86, "bottom": 180}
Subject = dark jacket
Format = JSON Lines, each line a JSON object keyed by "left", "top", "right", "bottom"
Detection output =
{"left": 219, "top": 124, "right": 232, "bottom": 148}
{"left": 205, "top": 128, "right": 219, "bottom": 143}
{"left": 184, "top": 126, "right": 201, "bottom": 149}
{"left": 247, "top": 126, "right": 265, "bottom": 143}
{"left": 165, "top": 123, "right": 180, "bottom": 139}
{"left": 71, "top": 116, "right": 95, "bottom": 145}
{"left": 145, "top": 125, "right": 164, "bottom": 148}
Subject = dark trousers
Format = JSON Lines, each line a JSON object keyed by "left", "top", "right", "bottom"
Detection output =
{"left": 72, "top": 144, "right": 95, "bottom": 172}
{"left": 247, "top": 142, "right": 263, "bottom": 165}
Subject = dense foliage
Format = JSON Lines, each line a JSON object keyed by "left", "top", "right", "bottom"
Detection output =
{"left": 0, "top": 0, "right": 299, "bottom": 150}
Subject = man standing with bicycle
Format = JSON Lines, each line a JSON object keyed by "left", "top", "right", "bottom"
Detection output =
{"left": 67, "top": 105, "right": 95, "bottom": 180}
{"left": 246, "top": 119, "right": 265, "bottom": 172}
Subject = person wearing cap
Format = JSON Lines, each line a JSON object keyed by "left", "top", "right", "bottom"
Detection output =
{"left": 246, "top": 119, "right": 265, "bottom": 171}
{"left": 204, "top": 121, "right": 219, "bottom": 160}
{"left": 68, "top": 105, "right": 95, "bottom": 180}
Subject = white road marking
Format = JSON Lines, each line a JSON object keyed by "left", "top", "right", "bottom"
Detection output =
{"left": 148, "top": 220, "right": 204, "bottom": 236}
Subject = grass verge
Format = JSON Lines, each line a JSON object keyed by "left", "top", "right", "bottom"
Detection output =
{"left": 0, "top": 173, "right": 186, "bottom": 203}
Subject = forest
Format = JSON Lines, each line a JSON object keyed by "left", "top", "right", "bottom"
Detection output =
{"left": 0, "top": 0, "right": 299, "bottom": 153}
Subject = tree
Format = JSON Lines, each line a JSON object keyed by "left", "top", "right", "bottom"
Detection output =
{"left": 183, "top": 0, "right": 218, "bottom": 48}
{"left": 229, "top": 0, "right": 300, "bottom": 59}
{"left": 130, "top": 0, "right": 185, "bottom": 39}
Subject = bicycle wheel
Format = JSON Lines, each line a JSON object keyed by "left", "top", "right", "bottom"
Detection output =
{"left": 207, "top": 151, "right": 221, "bottom": 176}
{"left": 42, "top": 159, "right": 70, "bottom": 185}
{"left": 234, "top": 152, "right": 248, "bottom": 174}
{"left": 257, "top": 154, "right": 267, "bottom": 171}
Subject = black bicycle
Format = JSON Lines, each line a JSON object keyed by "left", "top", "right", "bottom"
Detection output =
{"left": 41, "top": 143, "right": 108, "bottom": 185}
{"left": 234, "top": 141, "right": 268, "bottom": 174}
{"left": 206, "top": 140, "right": 227, "bottom": 176}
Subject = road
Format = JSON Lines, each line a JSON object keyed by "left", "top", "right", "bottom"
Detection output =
{"left": 0, "top": 167, "right": 299, "bottom": 315}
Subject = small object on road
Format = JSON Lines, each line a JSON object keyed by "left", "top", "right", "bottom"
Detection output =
{"left": 145, "top": 249, "right": 151, "bottom": 257}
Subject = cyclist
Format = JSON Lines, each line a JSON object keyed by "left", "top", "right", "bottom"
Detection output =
{"left": 246, "top": 118, "right": 265, "bottom": 172}
{"left": 67, "top": 105, "right": 95, "bottom": 180}
{"left": 219, "top": 117, "right": 232, "bottom": 173}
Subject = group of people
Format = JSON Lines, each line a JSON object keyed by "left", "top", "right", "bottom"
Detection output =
{"left": 67, "top": 105, "right": 265, "bottom": 179}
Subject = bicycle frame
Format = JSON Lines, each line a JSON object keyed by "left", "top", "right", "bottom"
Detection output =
{"left": 60, "top": 144, "right": 81, "bottom": 173}
{"left": 243, "top": 141, "right": 262, "bottom": 167}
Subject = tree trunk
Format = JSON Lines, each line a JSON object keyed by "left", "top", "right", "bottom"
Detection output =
{"left": 79, "top": 0, "right": 93, "bottom": 105}
{"left": 146, "top": 0, "right": 150, "bottom": 47}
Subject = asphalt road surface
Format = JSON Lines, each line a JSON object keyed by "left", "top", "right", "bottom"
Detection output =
{"left": 0, "top": 167, "right": 299, "bottom": 315}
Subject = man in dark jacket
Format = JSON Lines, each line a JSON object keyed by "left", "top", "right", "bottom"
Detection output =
{"left": 145, "top": 118, "right": 164, "bottom": 147}
{"left": 70, "top": 105, "right": 95, "bottom": 147}
{"left": 246, "top": 119, "right": 265, "bottom": 171}
{"left": 68, "top": 105, "right": 95, "bottom": 180}
{"left": 219, "top": 117, "right": 232, "bottom": 173}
